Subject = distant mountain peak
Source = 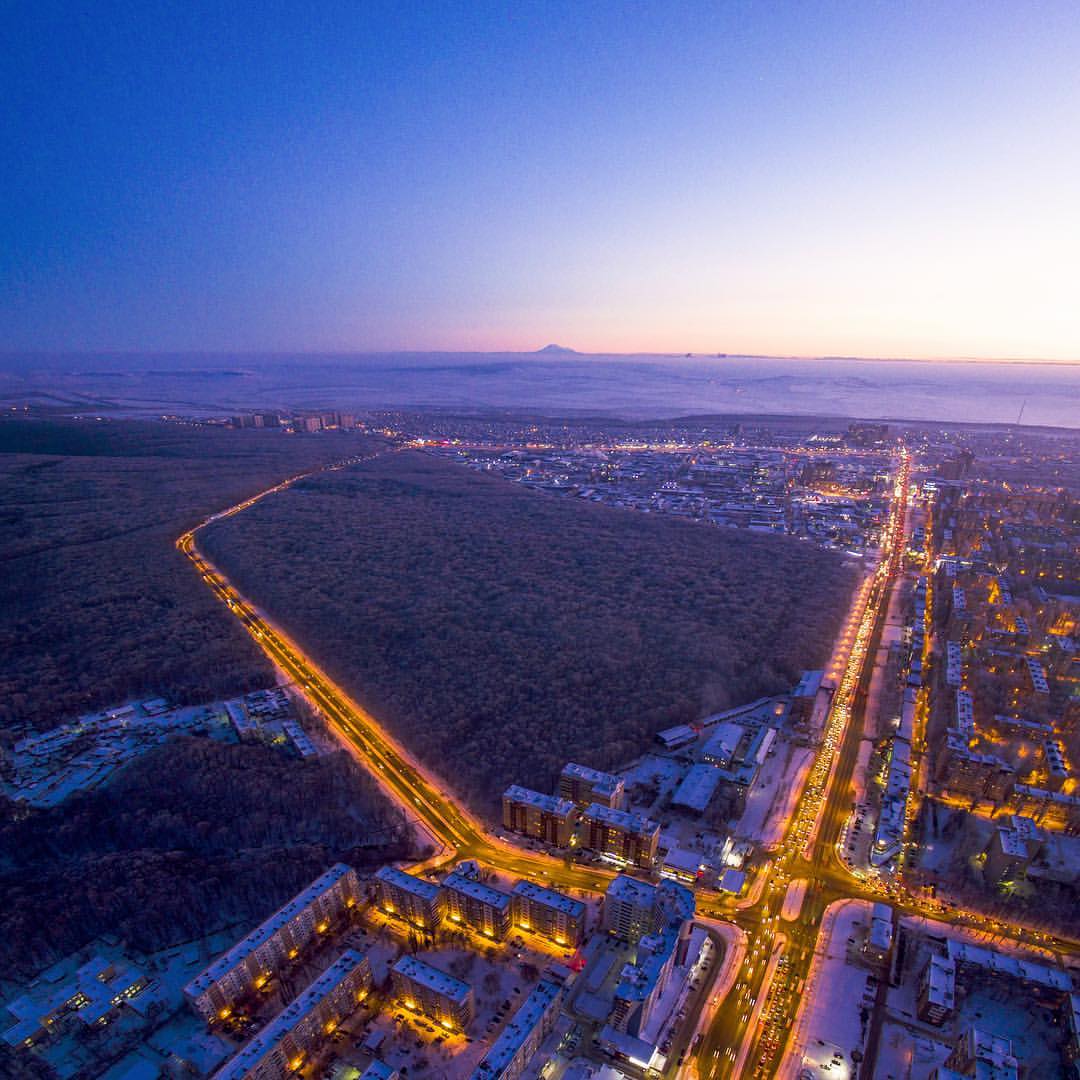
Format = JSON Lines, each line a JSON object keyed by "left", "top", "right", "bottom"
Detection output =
{"left": 535, "top": 343, "right": 579, "bottom": 354}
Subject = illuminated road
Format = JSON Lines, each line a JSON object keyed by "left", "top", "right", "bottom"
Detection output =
{"left": 179, "top": 447, "right": 1075, "bottom": 1078}
{"left": 177, "top": 453, "right": 615, "bottom": 898}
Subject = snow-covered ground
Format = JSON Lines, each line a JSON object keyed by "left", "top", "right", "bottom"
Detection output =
{"left": 874, "top": 914, "right": 1072, "bottom": 1079}
{"left": 780, "top": 880, "right": 807, "bottom": 922}
{"left": 779, "top": 900, "right": 874, "bottom": 1080}
{"left": 735, "top": 742, "right": 814, "bottom": 848}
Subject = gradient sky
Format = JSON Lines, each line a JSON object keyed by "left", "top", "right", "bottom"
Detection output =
{"left": 3, "top": 1, "right": 1079, "bottom": 359}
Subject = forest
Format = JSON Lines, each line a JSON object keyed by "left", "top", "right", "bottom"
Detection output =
{"left": 0, "top": 417, "right": 381, "bottom": 732}
{"left": 0, "top": 737, "right": 415, "bottom": 976}
{"left": 202, "top": 450, "right": 861, "bottom": 812}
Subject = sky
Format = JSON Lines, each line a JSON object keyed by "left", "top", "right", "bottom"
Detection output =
{"left": 2, "top": 1, "right": 1079, "bottom": 360}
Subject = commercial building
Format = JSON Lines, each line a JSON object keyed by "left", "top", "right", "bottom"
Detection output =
{"left": 185, "top": 864, "right": 360, "bottom": 1022}
{"left": 582, "top": 805, "right": 660, "bottom": 868}
{"left": 502, "top": 786, "right": 578, "bottom": 847}
{"left": 212, "top": 950, "right": 372, "bottom": 1080}
{"left": 469, "top": 979, "right": 563, "bottom": 1080}
{"left": 442, "top": 873, "right": 513, "bottom": 940}
{"left": 558, "top": 764, "right": 624, "bottom": 809}
{"left": 374, "top": 866, "right": 444, "bottom": 931}
{"left": 511, "top": 881, "right": 586, "bottom": 948}
{"left": 391, "top": 956, "right": 474, "bottom": 1031}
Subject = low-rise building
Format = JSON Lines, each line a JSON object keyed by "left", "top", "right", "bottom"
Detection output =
{"left": 374, "top": 866, "right": 444, "bottom": 931}
{"left": 212, "top": 950, "right": 371, "bottom": 1080}
{"left": 502, "top": 786, "right": 578, "bottom": 846}
{"left": 671, "top": 764, "right": 722, "bottom": 814}
{"left": 391, "top": 956, "right": 474, "bottom": 1031}
{"left": 511, "top": 881, "right": 586, "bottom": 948}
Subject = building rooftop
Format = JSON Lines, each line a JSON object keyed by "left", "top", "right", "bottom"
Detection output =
{"left": 671, "top": 764, "right": 722, "bottom": 812}
{"left": 946, "top": 939, "right": 1071, "bottom": 992}
{"left": 375, "top": 865, "right": 441, "bottom": 901}
{"left": 392, "top": 956, "right": 472, "bottom": 1004}
{"left": 214, "top": 950, "right": 367, "bottom": 1080}
{"left": 185, "top": 863, "right": 353, "bottom": 998}
{"left": 503, "top": 785, "right": 576, "bottom": 817}
{"left": 584, "top": 803, "right": 659, "bottom": 837}
{"left": 560, "top": 763, "right": 621, "bottom": 797}
{"left": 470, "top": 979, "right": 561, "bottom": 1080}
{"left": 442, "top": 873, "right": 512, "bottom": 912}
{"left": 606, "top": 874, "right": 657, "bottom": 907}
{"left": 512, "top": 880, "right": 585, "bottom": 918}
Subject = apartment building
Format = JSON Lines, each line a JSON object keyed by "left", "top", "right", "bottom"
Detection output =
{"left": 558, "top": 763, "right": 624, "bottom": 810}
{"left": 374, "top": 866, "right": 444, "bottom": 931}
{"left": 502, "top": 786, "right": 578, "bottom": 847}
{"left": 510, "top": 881, "right": 586, "bottom": 948}
{"left": 185, "top": 864, "right": 360, "bottom": 1022}
{"left": 442, "top": 873, "right": 513, "bottom": 940}
{"left": 469, "top": 979, "right": 563, "bottom": 1080}
{"left": 212, "top": 950, "right": 371, "bottom": 1080}
{"left": 391, "top": 956, "right": 474, "bottom": 1031}
{"left": 602, "top": 875, "right": 660, "bottom": 943}
{"left": 581, "top": 804, "right": 659, "bottom": 868}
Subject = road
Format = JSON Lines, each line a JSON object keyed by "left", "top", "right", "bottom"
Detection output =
{"left": 179, "top": 446, "right": 1076, "bottom": 1078}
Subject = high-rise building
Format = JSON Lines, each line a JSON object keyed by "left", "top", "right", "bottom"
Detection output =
{"left": 212, "top": 949, "right": 372, "bottom": 1080}
{"left": 391, "top": 956, "right": 474, "bottom": 1031}
{"left": 510, "top": 881, "right": 586, "bottom": 948}
{"left": 185, "top": 864, "right": 360, "bottom": 1022}
{"left": 559, "top": 763, "right": 624, "bottom": 809}
{"left": 442, "top": 873, "right": 513, "bottom": 940}
{"left": 602, "top": 875, "right": 660, "bottom": 943}
{"left": 582, "top": 804, "right": 659, "bottom": 868}
{"left": 502, "top": 786, "right": 578, "bottom": 846}
{"left": 374, "top": 866, "right": 445, "bottom": 931}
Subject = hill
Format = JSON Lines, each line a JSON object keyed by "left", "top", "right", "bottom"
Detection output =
{"left": 201, "top": 451, "right": 860, "bottom": 812}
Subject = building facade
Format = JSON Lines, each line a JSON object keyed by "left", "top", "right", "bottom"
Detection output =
{"left": 391, "top": 956, "right": 474, "bottom": 1031}
{"left": 374, "top": 866, "right": 444, "bottom": 931}
{"left": 442, "top": 873, "right": 513, "bottom": 940}
{"left": 582, "top": 805, "right": 659, "bottom": 868}
{"left": 510, "top": 881, "right": 586, "bottom": 948}
{"left": 185, "top": 864, "right": 360, "bottom": 1022}
{"left": 212, "top": 950, "right": 371, "bottom": 1080}
{"left": 558, "top": 763, "right": 624, "bottom": 809}
{"left": 502, "top": 786, "right": 578, "bottom": 847}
